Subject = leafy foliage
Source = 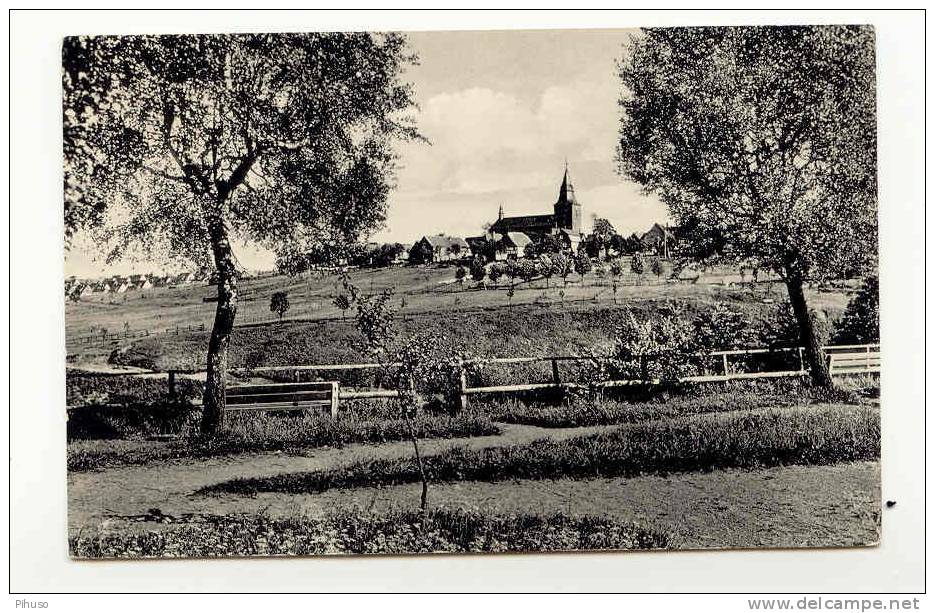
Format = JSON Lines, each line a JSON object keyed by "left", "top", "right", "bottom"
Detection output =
{"left": 573, "top": 252, "right": 592, "bottom": 281}
{"left": 64, "top": 32, "right": 420, "bottom": 265}
{"left": 469, "top": 255, "right": 487, "bottom": 284}
{"left": 617, "top": 26, "right": 877, "bottom": 281}
{"left": 617, "top": 26, "right": 876, "bottom": 386}
{"left": 269, "top": 291, "right": 290, "bottom": 321}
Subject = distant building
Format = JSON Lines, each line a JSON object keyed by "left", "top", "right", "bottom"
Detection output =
{"left": 487, "top": 163, "right": 583, "bottom": 246}
{"left": 411, "top": 234, "right": 469, "bottom": 263}
{"left": 496, "top": 232, "right": 533, "bottom": 260}
{"left": 640, "top": 223, "right": 674, "bottom": 258}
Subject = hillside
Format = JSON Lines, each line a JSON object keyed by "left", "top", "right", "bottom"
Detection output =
{"left": 66, "top": 263, "right": 852, "bottom": 373}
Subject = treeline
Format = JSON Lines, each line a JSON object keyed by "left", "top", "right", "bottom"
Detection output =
{"left": 276, "top": 243, "right": 407, "bottom": 275}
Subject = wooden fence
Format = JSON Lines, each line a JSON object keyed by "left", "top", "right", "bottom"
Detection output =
{"left": 133, "top": 342, "right": 877, "bottom": 413}
{"left": 67, "top": 343, "right": 879, "bottom": 413}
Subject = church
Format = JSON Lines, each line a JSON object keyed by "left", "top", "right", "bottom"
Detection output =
{"left": 470, "top": 163, "right": 583, "bottom": 259}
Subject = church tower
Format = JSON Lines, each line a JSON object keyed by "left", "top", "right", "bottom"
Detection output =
{"left": 553, "top": 161, "right": 582, "bottom": 234}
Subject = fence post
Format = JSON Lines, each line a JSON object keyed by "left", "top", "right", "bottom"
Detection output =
{"left": 551, "top": 358, "right": 561, "bottom": 386}
{"left": 330, "top": 381, "right": 339, "bottom": 418}
{"left": 168, "top": 370, "right": 176, "bottom": 403}
{"left": 798, "top": 347, "right": 805, "bottom": 373}
{"left": 456, "top": 357, "right": 468, "bottom": 412}
{"left": 721, "top": 353, "right": 729, "bottom": 377}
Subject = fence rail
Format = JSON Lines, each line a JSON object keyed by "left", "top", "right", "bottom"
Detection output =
{"left": 66, "top": 343, "right": 879, "bottom": 414}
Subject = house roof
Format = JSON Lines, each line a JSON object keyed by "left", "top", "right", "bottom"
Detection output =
{"left": 422, "top": 234, "right": 468, "bottom": 250}
{"left": 641, "top": 223, "right": 673, "bottom": 241}
{"left": 500, "top": 232, "right": 533, "bottom": 249}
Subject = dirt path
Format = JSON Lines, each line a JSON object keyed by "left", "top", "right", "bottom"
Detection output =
{"left": 208, "top": 461, "right": 881, "bottom": 550}
{"left": 68, "top": 422, "right": 615, "bottom": 531}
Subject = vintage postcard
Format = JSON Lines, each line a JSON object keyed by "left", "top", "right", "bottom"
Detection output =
{"left": 64, "top": 26, "right": 880, "bottom": 558}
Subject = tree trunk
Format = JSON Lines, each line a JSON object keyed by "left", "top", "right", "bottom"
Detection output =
{"left": 200, "top": 217, "right": 239, "bottom": 435}
{"left": 406, "top": 417, "right": 429, "bottom": 513}
{"left": 785, "top": 275, "right": 833, "bottom": 387}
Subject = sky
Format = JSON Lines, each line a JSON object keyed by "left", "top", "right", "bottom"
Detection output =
{"left": 65, "top": 28, "right": 668, "bottom": 278}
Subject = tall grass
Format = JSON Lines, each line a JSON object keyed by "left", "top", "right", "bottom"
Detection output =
{"left": 205, "top": 405, "right": 879, "bottom": 495}
{"left": 68, "top": 408, "right": 499, "bottom": 472}
{"left": 480, "top": 379, "right": 863, "bottom": 428}
{"left": 69, "top": 508, "right": 670, "bottom": 557}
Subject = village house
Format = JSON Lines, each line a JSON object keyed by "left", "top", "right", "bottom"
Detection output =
{"left": 496, "top": 232, "right": 533, "bottom": 260}
{"left": 640, "top": 223, "right": 674, "bottom": 258}
{"left": 410, "top": 234, "right": 469, "bottom": 263}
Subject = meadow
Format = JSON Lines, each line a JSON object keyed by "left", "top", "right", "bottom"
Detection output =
{"left": 66, "top": 263, "right": 849, "bottom": 370}
{"left": 65, "top": 263, "right": 878, "bottom": 557}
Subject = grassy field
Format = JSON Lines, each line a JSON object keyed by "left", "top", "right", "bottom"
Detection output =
{"left": 66, "top": 263, "right": 850, "bottom": 369}
{"left": 68, "top": 402, "right": 881, "bottom": 556}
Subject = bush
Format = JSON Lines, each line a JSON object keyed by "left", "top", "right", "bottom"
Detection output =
{"left": 834, "top": 276, "right": 879, "bottom": 344}
{"left": 66, "top": 373, "right": 203, "bottom": 440}
{"left": 604, "top": 303, "right": 701, "bottom": 381}
{"left": 758, "top": 300, "right": 833, "bottom": 349}
{"left": 67, "top": 404, "right": 198, "bottom": 441}
{"left": 205, "top": 404, "right": 879, "bottom": 495}
{"left": 70, "top": 508, "right": 670, "bottom": 557}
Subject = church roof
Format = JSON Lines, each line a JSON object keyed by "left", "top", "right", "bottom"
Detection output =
{"left": 489, "top": 213, "right": 556, "bottom": 234}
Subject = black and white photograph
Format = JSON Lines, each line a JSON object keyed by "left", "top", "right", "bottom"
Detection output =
{"left": 58, "top": 23, "right": 886, "bottom": 560}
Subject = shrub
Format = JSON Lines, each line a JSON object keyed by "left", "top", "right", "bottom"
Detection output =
{"left": 487, "top": 263, "right": 503, "bottom": 285}
{"left": 607, "top": 304, "right": 700, "bottom": 381}
{"left": 481, "top": 379, "right": 861, "bottom": 428}
{"left": 469, "top": 256, "right": 487, "bottom": 285}
{"left": 269, "top": 291, "right": 290, "bottom": 322}
{"left": 758, "top": 300, "right": 833, "bottom": 349}
{"left": 67, "top": 403, "right": 198, "bottom": 441}
{"left": 66, "top": 373, "right": 202, "bottom": 408}
{"left": 834, "top": 276, "right": 879, "bottom": 344}
{"left": 630, "top": 253, "right": 645, "bottom": 277}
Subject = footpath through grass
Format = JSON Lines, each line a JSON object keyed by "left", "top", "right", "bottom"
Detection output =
{"left": 204, "top": 404, "right": 879, "bottom": 496}
{"left": 69, "top": 508, "right": 670, "bottom": 557}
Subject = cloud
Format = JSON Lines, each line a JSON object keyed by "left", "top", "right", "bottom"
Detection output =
{"left": 382, "top": 79, "right": 665, "bottom": 244}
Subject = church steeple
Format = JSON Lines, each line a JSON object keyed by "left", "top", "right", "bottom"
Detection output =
{"left": 554, "top": 159, "right": 581, "bottom": 234}
{"left": 557, "top": 159, "right": 576, "bottom": 205}
{"left": 498, "top": 202, "right": 504, "bottom": 220}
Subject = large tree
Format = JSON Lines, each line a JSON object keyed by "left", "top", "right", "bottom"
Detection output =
{"left": 617, "top": 26, "right": 877, "bottom": 386}
{"left": 63, "top": 33, "right": 420, "bottom": 432}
